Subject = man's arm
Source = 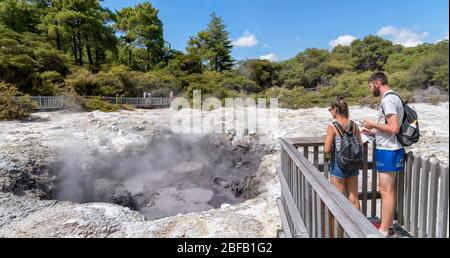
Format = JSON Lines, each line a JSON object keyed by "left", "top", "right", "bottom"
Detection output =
{"left": 364, "top": 114, "right": 400, "bottom": 135}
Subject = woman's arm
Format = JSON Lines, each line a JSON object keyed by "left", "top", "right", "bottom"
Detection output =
{"left": 324, "top": 124, "right": 335, "bottom": 155}
{"left": 356, "top": 125, "right": 363, "bottom": 144}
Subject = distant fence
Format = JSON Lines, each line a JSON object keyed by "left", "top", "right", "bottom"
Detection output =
{"left": 89, "top": 96, "right": 170, "bottom": 108}
{"left": 14, "top": 96, "right": 171, "bottom": 110}
{"left": 278, "top": 137, "right": 449, "bottom": 238}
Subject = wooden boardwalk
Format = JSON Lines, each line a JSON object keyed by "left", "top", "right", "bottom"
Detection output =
{"left": 278, "top": 137, "right": 449, "bottom": 238}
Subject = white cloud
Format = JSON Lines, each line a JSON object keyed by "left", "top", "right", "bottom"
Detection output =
{"left": 263, "top": 43, "right": 270, "bottom": 48}
{"left": 376, "top": 26, "right": 429, "bottom": 47}
{"left": 260, "top": 53, "right": 279, "bottom": 62}
{"left": 376, "top": 26, "right": 398, "bottom": 36}
{"left": 435, "top": 33, "right": 449, "bottom": 43}
{"left": 232, "top": 31, "right": 258, "bottom": 47}
{"left": 329, "top": 35, "right": 357, "bottom": 48}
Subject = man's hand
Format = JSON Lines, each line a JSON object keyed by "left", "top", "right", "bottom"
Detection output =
{"left": 361, "top": 127, "right": 375, "bottom": 136}
{"left": 363, "top": 119, "right": 377, "bottom": 130}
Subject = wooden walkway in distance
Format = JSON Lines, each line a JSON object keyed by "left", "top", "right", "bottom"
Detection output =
{"left": 278, "top": 137, "right": 449, "bottom": 238}
{"left": 19, "top": 96, "right": 171, "bottom": 111}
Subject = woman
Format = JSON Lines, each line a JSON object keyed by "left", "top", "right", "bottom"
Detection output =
{"left": 324, "top": 97, "right": 362, "bottom": 210}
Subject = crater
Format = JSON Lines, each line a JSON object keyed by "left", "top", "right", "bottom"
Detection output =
{"left": 47, "top": 133, "right": 269, "bottom": 220}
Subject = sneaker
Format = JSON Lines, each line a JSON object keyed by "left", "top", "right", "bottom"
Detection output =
{"left": 387, "top": 227, "right": 397, "bottom": 238}
{"left": 378, "top": 229, "right": 389, "bottom": 238}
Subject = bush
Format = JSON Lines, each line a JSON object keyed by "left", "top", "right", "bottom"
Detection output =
{"left": 83, "top": 97, "right": 119, "bottom": 112}
{"left": 64, "top": 68, "right": 98, "bottom": 96}
{"left": 0, "top": 81, "right": 35, "bottom": 120}
{"left": 186, "top": 81, "right": 236, "bottom": 100}
{"left": 322, "top": 71, "right": 372, "bottom": 105}
{"left": 264, "top": 87, "right": 321, "bottom": 109}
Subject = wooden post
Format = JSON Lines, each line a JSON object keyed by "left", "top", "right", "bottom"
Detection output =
{"left": 312, "top": 190, "right": 317, "bottom": 237}
{"left": 427, "top": 161, "right": 440, "bottom": 238}
{"left": 396, "top": 156, "right": 406, "bottom": 226}
{"left": 313, "top": 146, "right": 319, "bottom": 169}
{"left": 437, "top": 165, "right": 449, "bottom": 238}
{"left": 362, "top": 143, "right": 369, "bottom": 216}
{"left": 371, "top": 143, "right": 377, "bottom": 218}
{"left": 404, "top": 153, "right": 414, "bottom": 232}
{"left": 323, "top": 151, "right": 329, "bottom": 179}
{"left": 411, "top": 154, "right": 422, "bottom": 237}
{"left": 320, "top": 200, "right": 326, "bottom": 238}
{"left": 418, "top": 158, "right": 430, "bottom": 237}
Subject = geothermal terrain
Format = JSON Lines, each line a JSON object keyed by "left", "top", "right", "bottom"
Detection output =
{"left": 0, "top": 102, "right": 448, "bottom": 237}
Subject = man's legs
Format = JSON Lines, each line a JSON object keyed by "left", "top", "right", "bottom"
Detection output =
{"left": 378, "top": 172, "right": 397, "bottom": 233}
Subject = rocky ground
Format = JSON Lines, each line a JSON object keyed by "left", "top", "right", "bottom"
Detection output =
{"left": 0, "top": 102, "right": 448, "bottom": 238}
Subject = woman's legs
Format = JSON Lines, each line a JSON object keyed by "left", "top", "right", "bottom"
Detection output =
{"left": 330, "top": 176, "right": 347, "bottom": 197}
{"left": 345, "top": 176, "right": 361, "bottom": 210}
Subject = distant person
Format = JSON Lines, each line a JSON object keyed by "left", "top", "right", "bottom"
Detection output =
{"left": 324, "top": 97, "right": 363, "bottom": 211}
{"left": 143, "top": 91, "right": 147, "bottom": 98}
{"left": 169, "top": 91, "right": 175, "bottom": 102}
{"left": 362, "top": 72, "right": 406, "bottom": 238}
{"left": 147, "top": 92, "right": 152, "bottom": 105}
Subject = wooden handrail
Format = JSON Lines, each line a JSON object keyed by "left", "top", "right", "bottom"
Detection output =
{"left": 280, "top": 138, "right": 382, "bottom": 238}
{"left": 279, "top": 136, "right": 449, "bottom": 238}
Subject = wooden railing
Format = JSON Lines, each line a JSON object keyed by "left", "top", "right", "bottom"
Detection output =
{"left": 400, "top": 152, "right": 449, "bottom": 238}
{"left": 278, "top": 137, "right": 382, "bottom": 238}
{"left": 278, "top": 136, "right": 449, "bottom": 238}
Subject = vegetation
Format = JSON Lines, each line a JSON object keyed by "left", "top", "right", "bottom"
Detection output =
{"left": 82, "top": 96, "right": 119, "bottom": 112}
{"left": 0, "top": 81, "right": 36, "bottom": 120}
{"left": 0, "top": 0, "right": 448, "bottom": 118}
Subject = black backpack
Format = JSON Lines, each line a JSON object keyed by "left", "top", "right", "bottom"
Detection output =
{"left": 332, "top": 121, "right": 364, "bottom": 170}
{"left": 382, "top": 92, "right": 420, "bottom": 147}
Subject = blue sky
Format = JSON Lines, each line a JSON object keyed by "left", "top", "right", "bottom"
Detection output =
{"left": 102, "top": 0, "right": 449, "bottom": 61}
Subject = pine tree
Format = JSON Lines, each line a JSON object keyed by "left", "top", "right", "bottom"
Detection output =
{"left": 187, "top": 12, "right": 234, "bottom": 72}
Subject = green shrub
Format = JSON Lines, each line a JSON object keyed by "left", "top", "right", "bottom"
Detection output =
{"left": 0, "top": 81, "right": 35, "bottom": 120}
{"left": 322, "top": 71, "right": 372, "bottom": 105}
{"left": 264, "top": 87, "right": 321, "bottom": 109}
{"left": 186, "top": 81, "right": 235, "bottom": 100}
{"left": 83, "top": 97, "right": 119, "bottom": 112}
{"left": 64, "top": 68, "right": 98, "bottom": 96}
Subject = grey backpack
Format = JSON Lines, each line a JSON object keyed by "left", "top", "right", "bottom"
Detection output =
{"left": 332, "top": 121, "right": 364, "bottom": 170}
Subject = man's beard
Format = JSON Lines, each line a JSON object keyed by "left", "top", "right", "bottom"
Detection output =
{"left": 372, "top": 87, "right": 381, "bottom": 97}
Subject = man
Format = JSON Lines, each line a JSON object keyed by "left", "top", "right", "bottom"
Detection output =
{"left": 362, "top": 72, "right": 405, "bottom": 238}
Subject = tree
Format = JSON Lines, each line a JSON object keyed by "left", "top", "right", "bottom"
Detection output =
{"left": 187, "top": 12, "right": 234, "bottom": 72}
{"left": 237, "top": 59, "right": 275, "bottom": 89}
{"left": 115, "top": 7, "right": 138, "bottom": 68}
{"left": 115, "top": 2, "right": 164, "bottom": 71}
{"left": 296, "top": 48, "right": 332, "bottom": 88}
{"left": 166, "top": 53, "right": 203, "bottom": 77}
{"left": 350, "top": 35, "right": 401, "bottom": 72}
{"left": 133, "top": 2, "right": 164, "bottom": 71}
{"left": 0, "top": 25, "right": 69, "bottom": 94}
{"left": 0, "top": 0, "right": 40, "bottom": 33}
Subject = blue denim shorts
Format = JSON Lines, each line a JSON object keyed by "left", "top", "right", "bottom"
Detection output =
{"left": 330, "top": 159, "right": 359, "bottom": 179}
{"left": 376, "top": 148, "right": 406, "bottom": 173}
